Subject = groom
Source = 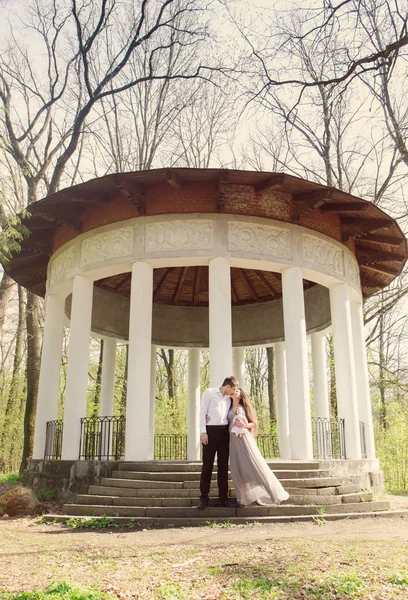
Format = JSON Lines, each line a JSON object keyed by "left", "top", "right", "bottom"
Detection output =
{"left": 197, "top": 376, "right": 239, "bottom": 509}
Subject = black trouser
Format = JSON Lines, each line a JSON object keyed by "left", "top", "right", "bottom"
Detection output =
{"left": 200, "top": 425, "right": 230, "bottom": 502}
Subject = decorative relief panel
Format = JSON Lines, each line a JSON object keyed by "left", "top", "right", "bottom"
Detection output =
{"left": 80, "top": 226, "right": 134, "bottom": 267}
{"left": 227, "top": 222, "right": 292, "bottom": 259}
{"left": 302, "top": 234, "right": 344, "bottom": 274}
{"left": 50, "top": 246, "right": 75, "bottom": 285}
{"left": 347, "top": 254, "right": 361, "bottom": 288}
{"left": 145, "top": 220, "right": 214, "bottom": 253}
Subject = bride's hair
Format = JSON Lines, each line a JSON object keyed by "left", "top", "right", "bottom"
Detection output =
{"left": 239, "top": 389, "right": 258, "bottom": 435}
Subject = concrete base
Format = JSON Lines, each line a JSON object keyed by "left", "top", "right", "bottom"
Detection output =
{"left": 318, "top": 459, "right": 384, "bottom": 494}
{"left": 22, "top": 459, "right": 120, "bottom": 502}
{"left": 23, "top": 458, "right": 384, "bottom": 500}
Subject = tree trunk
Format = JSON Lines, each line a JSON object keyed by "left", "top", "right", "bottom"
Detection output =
{"left": 378, "top": 310, "right": 387, "bottom": 430}
{"left": 120, "top": 345, "right": 129, "bottom": 417}
{"left": 159, "top": 349, "right": 178, "bottom": 428}
{"left": 328, "top": 335, "right": 337, "bottom": 419}
{"left": 19, "top": 292, "right": 42, "bottom": 474}
{"left": 0, "top": 285, "right": 25, "bottom": 470}
{"left": 0, "top": 271, "right": 14, "bottom": 340}
{"left": 92, "top": 339, "right": 103, "bottom": 417}
{"left": 266, "top": 346, "right": 276, "bottom": 424}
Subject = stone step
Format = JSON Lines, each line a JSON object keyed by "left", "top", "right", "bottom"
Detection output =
{"left": 77, "top": 490, "right": 373, "bottom": 509}
{"left": 88, "top": 485, "right": 220, "bottom": 498}
{"left": 336, "top": 485, "right": 362, "bottom": 495}
{"left": 45, "top": 508, "right": 408, "bottom": 526}
{"left": 117, "top": 460, "right": 322, "bottom": 473}
{"left": 99, "top": 477, "right": 183, "bottom": 489}
{"left": 62, "top": 500, "right": 390, "bottom": 519}
{"left": 76, "top": 495, "right": 198, "bottom": 508}
{"left": 285, "top": 486, "right": 338, "bottom": 496}
{"left": 180, "top": 476, "right": 346, "bottom": 489}
{"left": 111, "top": 469, "right": 330, "bottom": 482}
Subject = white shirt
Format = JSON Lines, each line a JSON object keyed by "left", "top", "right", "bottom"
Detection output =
{"left": 199, "top": 387, "right": 231, "bottom": 433}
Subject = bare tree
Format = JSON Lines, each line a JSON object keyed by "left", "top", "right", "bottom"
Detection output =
{"left": 0, "top": 0, "right": 221, "bottom": 470}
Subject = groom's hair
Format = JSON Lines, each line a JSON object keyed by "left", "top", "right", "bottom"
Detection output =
{"left": 222, "top": 376, "right": 239, "bottom": 387}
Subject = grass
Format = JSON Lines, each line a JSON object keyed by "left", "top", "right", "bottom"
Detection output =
{"left": 65, "top": 516, "right": 118, "bottom": 529}
{"left": 0, "top": 473, "right": 21, "bottom": 485}
{"left": 0, "top": 582, "right": 111, "bottom": 600}
{"left": 2, "top": 520, "right": 408, "bottom": 598}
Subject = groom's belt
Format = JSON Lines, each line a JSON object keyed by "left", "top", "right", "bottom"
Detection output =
{"left": 206, "top": 424, "right": 229, "bottom": 429}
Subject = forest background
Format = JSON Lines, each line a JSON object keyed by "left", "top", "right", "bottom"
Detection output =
{"left": 0, "top": 0, "right": 407, "bottom": 492}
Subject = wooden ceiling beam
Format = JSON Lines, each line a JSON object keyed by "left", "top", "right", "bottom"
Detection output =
{"left": 115, "top": 273, "right": 132, "bottom": 293}
{"left": 27, "top": 216, "right": 59, "bottom": 230}
{"left": 193, "top": 266, "right": 203, "bottom": 304}
{"left": 292, "top": 190, "right": 335, "bottom": 221}
{"left": 114, "top": 177, "right": 146, "bottom": 213}
{"left": 356, "top": 248, "right": 405, "bottom": 263}
{"left": 251, "top": 269, "right": 277, "bottom": 297}
{"left": 361, "top": 273, "right": 383, "bottom": 288}
{"left": 66, "top": 192, "right": 110, "bottom": 204}
{"left": 356, "top": 233, "right": 404, "bottom": 247}
{"left": 240, "top": 269, "right": 258, "bottom": 301}
{"left": 230, "top": 276, "right": 239, "bottom": 304}
{"left": 320, "top": 202, "right": 368, "bottom": 213}
{"left": 165, "top": 170, "right": 183, "bottom": 189}
{"left": 153, "top": 268, "right": 174, "bottom": 301}
{"left": 174, "top": 266, "right": 189, "bottom": 303}
{"left": 35, "top": 205, "right": 82, "bottom": 231}
{"left": 255, "top": 174, "right": 286, "bottom": 193}
{"left": 361, "top": 263, "right": 400, "bottom": 277}
{"left": 341, "top": 218, "right": 393, "bottom": 241}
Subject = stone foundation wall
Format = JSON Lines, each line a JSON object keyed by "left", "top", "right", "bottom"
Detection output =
{"left": 317, "top": 458, "right": 384, "bottom": 494}
{"left": 22, "top": 459, "right": 119, "bottom": 502}
{"left": 22, "top": 458, "right": 385, "bottom": 501}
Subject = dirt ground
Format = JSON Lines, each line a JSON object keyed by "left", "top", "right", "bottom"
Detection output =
{"left": 0, "top": 494, "right": 407, "bottom": 598}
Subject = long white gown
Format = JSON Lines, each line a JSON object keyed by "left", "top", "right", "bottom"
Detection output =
{"left": 228, "top": 408, "right": 290, "bottom": 506}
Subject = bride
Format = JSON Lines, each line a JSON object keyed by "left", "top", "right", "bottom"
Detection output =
{"left": 228, "top": 388, "right": 290, "bottom": 508}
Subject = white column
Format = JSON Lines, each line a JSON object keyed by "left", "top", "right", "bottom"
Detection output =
{"left": 148, "top": 344, "right": 157, "bottom": 460}
{"left": 125, "top": 261, "right": 153, "bottom": 461}
{"left": 281, "top": 266, "right": 313, "bottom": 459}
{"left": 232, "top": 347, "right": 246, "bottom": 389}
{"left": 61, "top": 276, "right": 93, "bottom": 460}
{"left": 99, "top": 338, "right": 117, "bottom": 417}
{"left": 350, "top": 300, "right": 376, "bottom": 458}
{"left": 33, "top": 293, "right": 66, "bottom": 459}
{"left": 329, "top": 283, "right": 361, "bottom": 459}
{"left": 209, "top": 257, "right": 232, "bottom": 387}
{"left": 274, "top": 342, "right": 291, "bottom": 460}
{"left": 311, "top": 332, "right": 330, "bottom": 419}
{"left": 188, "top": 347, "right": 201, "bottom": 460}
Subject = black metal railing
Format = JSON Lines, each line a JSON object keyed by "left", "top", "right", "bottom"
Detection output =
{"left": 44, "top": 420, "right": 63, "bottom": 459}
{"left": 46, "top": 419, "right": 350, "bottom": 461}
{"left": 359, "top": 421, "right": 367, "bottom": 458}
{"left": 312, "top": 417, "right": 346, "bottom": 459}
{"left": 153, "top": 433, "right": 280, "bottom": 460}
{"left": 79, "top": 416, "right": 125, "bottom": 460}
{"left": 154, "top": 434, "right": 187, "bottom": 460}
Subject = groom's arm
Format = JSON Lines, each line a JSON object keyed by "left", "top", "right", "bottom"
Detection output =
{"left": 199, "top": 389, "right": 211, "bottom": 445}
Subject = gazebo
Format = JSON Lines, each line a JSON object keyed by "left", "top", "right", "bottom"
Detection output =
{"left": 6, "top": 168, "right": 407, "bottom": 470}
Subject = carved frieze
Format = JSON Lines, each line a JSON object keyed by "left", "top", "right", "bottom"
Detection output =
{"left": 80, "top": 226, "right": 134, "bottom": 267}
{"left": 227, "top": 222, "right": 292, "bottom": 259}
{"left": 145, "top": 220, "right": 214, "bottom": 253}
{"left": 347, "top": 254, "right": 361, "bottom": 288}
{"left": 302, "top": 234, "right": 344, "bottom": 274}
{"left": 50, "top": 246, "right": 75, "bottom": 285}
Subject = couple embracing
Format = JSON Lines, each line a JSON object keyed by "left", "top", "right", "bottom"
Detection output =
{"left": 197, "top": 376, "right": 289, "bottom": 510}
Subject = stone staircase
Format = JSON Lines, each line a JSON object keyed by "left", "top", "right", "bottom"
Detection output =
{"left": 46, "top": 460, "right": 402, "bottom": 526}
